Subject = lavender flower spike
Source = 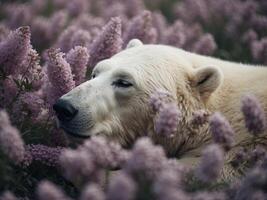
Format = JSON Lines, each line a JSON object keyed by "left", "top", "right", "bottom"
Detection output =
{"left": 107, "top": 172, "right": 136, "bottom": 200}
{"left": 0, "top": 110, "right": 25, "bottom": 164}
{"left": 88, "top": 17, "right": 122, "bottom": 68}
{"left": 23, "top": 144, "right": 63, "bottom": 167}
{"left": 66, "top": 46, "right": 90, "bottom": 85}
{"left": 46, "top": 48, "right": 75, "bottom": 105}
{"left": 0, "top": 191, "right": 18, "bottom": 200}
{"left": 209, "top": 112, "right": 235, "bottom": 151}
{"left": 195, "top": 144, "right": 224, "bottom": 182}
{"left": 37, "top": 180, "right": 71, "bottom": 200}
{"left": 123, "top": 10, "right": 157, "bottom": 46}
{"left": 241, "top": 94, "right": 266, "bottom": 136}
{"left": 155, "top": 103, "right": 181, "bottom": 137}
{"left": 80, "top": 183, "right": 105, "bottom": 200}
{"left": 192, "top": 33, "right": 217, "bottom": 55}
{"left": 0, "top": 26, "right": 31, "bottom": 76}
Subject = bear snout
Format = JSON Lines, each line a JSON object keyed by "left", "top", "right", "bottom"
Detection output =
{"left": 53, "top": 99, "right": 78, "bottom": 122}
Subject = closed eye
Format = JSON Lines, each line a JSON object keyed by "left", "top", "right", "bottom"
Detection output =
{"left": 112, "top": 79, "right": 133, "bottom": 88}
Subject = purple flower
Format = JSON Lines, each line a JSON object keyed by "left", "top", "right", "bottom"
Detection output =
{"left": 250, "top": 146, "right": 266, "bottom": 164}
{"left": 21, "top": 48, "right": 44, "bottom": 90}
{"left": 124, "top": 0, "right": 144, "bottom": 18}
{"left": 31, "top": 17, "right": 52, "bottom": 48}
{"left": 155, "top": 188, "right": 190, "bottom": 200}
{"left": 56, "top": 26, "right": 78, "bottom": 53}
{"left": 192, "top": 33, "right": 217, "bottom": 55}
{"left": 155, "top": 103, "right": 181, "bottom": 137}
{"left": 209, "top": 112, "right": 235, "bottom": 151}
{"left": 0, "top": 26, "right": 31, "bottom": 76}
{"left": 81, "top": 136, "right": 125, "bottom": 168}
{"left": 107, "top": 172, "right": 136, "bottom": 200}
{"left": 1, "top": 78, "right": 18, "bottom": 107}
{"left": 36, "top": 180, "right": 71, "bottom": 200}
{"left": 12, "top": 92, "right": 45, "bottom": 123}
{"left": 0, "top": 191, "right": 18, "bottom": 200}
{"left": 49, "top": 11, "right": 68, "bottom": 38}
{"left": 0, "top": 24, "right": 10, "bottom": 43}
{"left": 164, "top": 20, "right": 186, "bottom": 48}
{"left": 231, "top": 148, "right": 247, "bottom": 168}
{"left": 23, "top": 144, "right": 63, "bottom": 167}
{"left": 149, "top": 89, "right": 173, "bottom": 112}
{"left": 195, "top": 144, "right": 224, "bottom": 182}
{"left": 46, "top": 48, "right": 75, "bottom": 105}
{"left": 242, "top": 29, "right": 258, "bottom": 44}
{"left": 80, "top": 183, "right": 105, "bottom": 200}
{"left": 67, "top": 0, "right": 90, "bottom": 17}
{"left": 153, "top": 166, "right": 182, "bottom": 196}
{"left": 123, "top": 10, "right": 157, "bottom": 46}
{"left": 241, "top": 94, "right": 266, "bottom": 135}
{"left": 190, "top": 110, "right": 210, "bottom": 128}
{"left": 88, "top": 17, "right": 122, "bottom": 68}
{"left": 192, "top": 192, "right": 226, "bottom": 200}
{"left": 0, "top": 110, "right": 25, "bottom": 164}
{"left": 251, "top": 37, "right": 267, "bottom": 65}
{"left": 152, "top": 12, "right": 167, "bottom": 43}
{"left": 66, "top": 46, "right": 90, "bottom": 85}
{"left": 59, "top": 148, "right": 99, "bottom": 184}
{"left": 125, "top": 137, "right": 167, "bottom": 180}
{"left": 4, "top": 4, "right": 32, "bottom": 29}
{"left": 70, "top": 29, "right": 91, "bottom": 50}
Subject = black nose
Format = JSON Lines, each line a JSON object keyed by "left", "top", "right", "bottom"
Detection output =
{"left": 53, "top": 99, "right": 78, "bottom": 122}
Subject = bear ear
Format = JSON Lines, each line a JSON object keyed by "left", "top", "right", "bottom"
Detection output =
{"left": 191, "top": 66, "right": 223, "bottom": 99}
{"left": 126, "top": 39, "right": 143, "bottom": 49}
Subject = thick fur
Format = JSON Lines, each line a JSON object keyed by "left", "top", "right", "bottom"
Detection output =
{"left": 59, "top": 40, "right": 267, "bottom": 179}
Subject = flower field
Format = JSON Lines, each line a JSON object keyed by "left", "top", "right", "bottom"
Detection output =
{"left": 0, "top": 0, "right": 267, "bottom": 199}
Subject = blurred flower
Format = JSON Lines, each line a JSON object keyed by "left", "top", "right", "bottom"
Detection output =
{"left": 0, "top": 24, "right": 10, "bottom": 42}
{"left": 37, "top": 180, "right": 71, "bottom": 200}
{"left": 0, "top": 191, "right": 18, "bottom": 200}
{"left": 190, "top": 109, "right": 210, "bottom": 128}
{"left": 123, "top": 10, "right": 157, "bottom": 46}
{"left": 49, "top": 11, "right": 68, "bottom": 38}
{"left": 0, "top": 110, "right": 25, "bottom": 164}
{"left": 241, "top": 94, "right": 266, "bottom": 135}
{"left": 107, "top": 172, "right": 136, "bottom": 200}
{"left": 70, "top": 29, "right": 91, "bottom": 50}
{"left": 66, "top": 46, "right": 90, "bottom": 85}
{"left": 125, "top": 137, "right": 167, "bottom": 180}
{"left": 88, "top": 17, "right": 122, "bottom": 68}
{"left": 192, "top": 33, "right": 217, "bottom": 55}
{"left": 251, "top": 37, "right": 267, "bottom": 64}
{"left": 4, "top": 4, "right": 32, "bottom": 29}
{"left": 59, "top": 148, "right": 103, "bottom": 184}
{"left": 155, "top": 103, "right": 181, "bottom": 137}
{"left": 1, "top": 78, "right": 18, "bottom": 107}
{"left": 149, "top": 89, "right": 173, "bottom": 112}
{"left": 56, "top": 26, "right": 78, "bottom": 53}
{"left": 195, "top": 144, "right": 224, "bottom": 182}
{"left": 80, "top": 183, "right": 105, "bottom": 200}
{"left": 209, "top": 112, "right": 235, "bottom": 151}
{"left": 164, "top": 20, "right": 186, "bottom": 48}
{"left": 192, "top": 191, "right": 226, "bottom": 200}
{"left": 67, "top": 0, "right": 90, "bottom": 17}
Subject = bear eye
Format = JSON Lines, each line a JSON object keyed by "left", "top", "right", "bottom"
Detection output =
{"left": 112, "top": 79, "right": 133, "bottom": 88}
{"left": 91, "top": 73, "right": 96, "bottom": 79}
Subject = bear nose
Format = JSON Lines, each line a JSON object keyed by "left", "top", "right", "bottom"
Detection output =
{"left": 53, "top": 99, "right": 78, "bottom": 122}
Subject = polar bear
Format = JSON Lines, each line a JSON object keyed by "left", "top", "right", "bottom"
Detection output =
{"left": 53, "top": 39, "right": 267, "bottom": 177}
